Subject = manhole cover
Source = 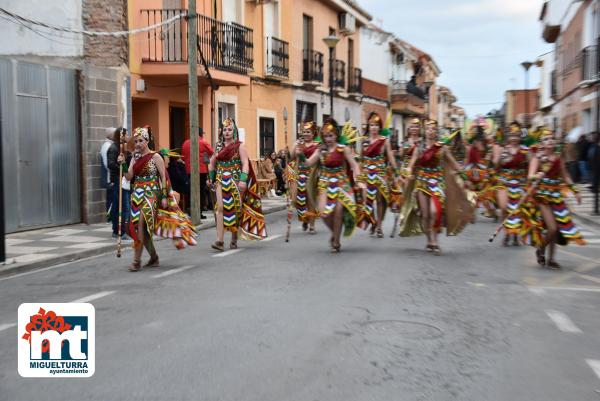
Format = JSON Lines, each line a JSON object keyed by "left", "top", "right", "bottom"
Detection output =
{"left": 359, "top": 320, "right": 443, "bottom": 341}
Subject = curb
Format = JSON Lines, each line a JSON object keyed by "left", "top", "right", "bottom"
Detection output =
{"left": 0, "top": 205, "right": 287, "bottom": 278}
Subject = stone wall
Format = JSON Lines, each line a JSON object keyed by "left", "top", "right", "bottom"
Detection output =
{"left": 82, "top": 0, "right": 128, "bottom": 66}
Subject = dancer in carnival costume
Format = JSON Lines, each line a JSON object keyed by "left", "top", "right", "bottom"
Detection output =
{"left": 303, "top": 119, "right": 365, "bottom": 252}
{"left": 289, "top": 121, "right": 320, "bottom": 234}
{"left": 356, "top": 112, "right": 400, "bottom": 237}
{"left": 397, "top": 118, "right": 423, "bottom": 236}
{"left": 207, "top": 118, "right": 267, "bottom": 251}
{"left": 401, "top": 120, "right": 474, "bottom": 254}
{"left": 523, "top": 129, "right": 584, "bottom": 269}
{"left": 122, "top": 127, "right": 197, "bottom": 272}
{"left": 492, "top": 122, "right": 529, "bottom": 246}
{"left": 464, "top": 121, "right": 497, "bottom": 220}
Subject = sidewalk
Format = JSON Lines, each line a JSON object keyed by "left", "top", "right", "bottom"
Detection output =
{"left": 569, "top": 183, "right": 600, "bottom": 228}
{"left": 0, "top": 197, "right": 287, "bottom": 276}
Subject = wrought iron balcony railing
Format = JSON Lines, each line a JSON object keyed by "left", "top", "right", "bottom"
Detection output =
{"left": 265, "top": 36, "right": 289, "bottom": 78}
{"left": 141, "top": 9, "right": 254, "bottom": 75}
{"left": 391, "top": 80, "right": 426, "bottom": 99}
{"left": 348, "top": 67, "right": 362, "bottom": 94}
{"left": 302, "top": 49, "right": 324, "bottom": 83}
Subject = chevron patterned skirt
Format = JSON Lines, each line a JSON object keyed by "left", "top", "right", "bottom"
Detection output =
{"left": 129, "top": 176, "right": 159, "bottom": 241}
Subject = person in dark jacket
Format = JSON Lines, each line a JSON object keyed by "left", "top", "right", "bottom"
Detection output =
{"left": 107, "top": 127, "right": 131, "bottom": 238}
{"left": 590, "top": 132, "right": 600, "bottom": 193}
{"left": 577, "top": 135, "right": 591, "bottom": 183}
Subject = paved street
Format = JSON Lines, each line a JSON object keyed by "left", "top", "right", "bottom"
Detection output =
{"left": 1, "top": 210, "right": 600, "bottom": 401}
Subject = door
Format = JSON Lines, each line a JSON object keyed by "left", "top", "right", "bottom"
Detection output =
{"left": 0, "top": 59, "right": 80, "bottom": 232}
{"left": 169, "top": 106, "right": 187, "bottom": 151}
{"left": 259, "top": 117, "right": 275, "bottom": 157}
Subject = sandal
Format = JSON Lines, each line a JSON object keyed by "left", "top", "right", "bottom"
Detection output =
{"left": 230, "top": 233, "right": 238, "bottom": 249}
{"left": 211, "top": 241, "right": 225, "bottom": 251}
{"left": 547, "top": 260, "right": 561, "bottom": 270}
{"left": 302, "top": 222, "right": 308, "bottom": 232}
{"left": 308, "top": 226, "right": 316, "bottom": 234}
{"left": 426, "top": 244, "right": 434, "bottom": 252}
{"left": 376, "top": 228, "right": 384, "bottom": 238}
{"left": 128, "top": 259, "right": 141, "bottom": 272}
{"left": 535, "top": 248, "right": 546, "bottom": 267}
{"left": 432, "top": 245, "right": 441, "bottom": 256}
{"left": 143, "top": 253, "right": 159, "bottom": 268}
{"left": 331, "top": 241, "right": 341, "bottom": 253}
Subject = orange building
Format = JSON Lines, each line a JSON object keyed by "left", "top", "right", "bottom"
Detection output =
{"left": 129, "top": 0, "right": 370, "bottom": 158}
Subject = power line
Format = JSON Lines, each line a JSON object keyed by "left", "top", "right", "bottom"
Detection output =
{"left": 0, "top": 7, "right": 185, "bottom": 37}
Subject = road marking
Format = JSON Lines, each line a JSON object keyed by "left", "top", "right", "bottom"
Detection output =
{"left": 0, "top": 253, "right": 107, "bottom": 282}
{"left": 558, "top": 249, "right": 597, "bottom": 263}
{"left": 0, "top": 323, "right": 17, "bottom": 332}
{"left": 528, "top": 287, "right": 546, "bottom": 295}
{"left": 212, "top": 249, "right": 243, "bottom": 258}
{"left": 577, "top": 273, "right": 600, "bottom": 285}
{"left": 546, "top": 310, "right": 582, "bottom": 333}
{"left": 262, "top": 234, "right": 282, "bottom": 242}
{"left": 466, "top": 281, "right": 486, "bottom": 288}
{"left": 533, "top": 286, "right": 600, "bottom": 293}
{"left": 587, "top": 360, "right": 600, "bottom": 380}
{"left": 152, "top": 265, "right": 195, "bottom": 278}
{"left": 70, "top": 291, "right": 115, "bottom": 304}
{"left": 584, "top": 238, "right": 600, "bottom": 244}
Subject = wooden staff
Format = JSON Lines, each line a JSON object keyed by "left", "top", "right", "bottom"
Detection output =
{"left": 116, "top": 128, "right": 126, "bottom": 257}
{"left": 284, "top": 120, "right": 293, "bottom": 242}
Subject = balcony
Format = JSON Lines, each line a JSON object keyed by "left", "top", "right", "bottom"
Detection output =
{"left": 265, "top": 36, "right": 289, "bottom": 79}
{"left": 141, "top": 9, "right": 253, "bottom": 75}
{"left": 303, "top": 49, "right": 324, "bottom": 84}
{"left": 390, "top": 80, "right": 425, "bottom": 116}
{"left": 348, "top": 67, "right": 362, "bottom": 95}
{"left": 581, "top": 45, "right": 600, "bottom": 84}
{"left": 333, "top": 60, "right": 346, "bottom": 91}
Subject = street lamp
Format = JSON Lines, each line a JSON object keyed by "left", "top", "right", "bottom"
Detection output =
{"left": 323, "top": 34, "right": 340, "bottom": 119}
{"left": 521, "top": 61, "right": 533, "bottom": 128}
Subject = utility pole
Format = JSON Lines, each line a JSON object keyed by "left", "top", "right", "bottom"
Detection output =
{"left": 188, "top": 0, "right": 201, "bottom": 225}
{"left": 0, "top": 92, "right": 4, "bottom": 264}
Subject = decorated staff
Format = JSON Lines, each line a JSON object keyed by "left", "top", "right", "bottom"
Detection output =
{"left": 207, "top": 118, "right": 267, "bottom": 251}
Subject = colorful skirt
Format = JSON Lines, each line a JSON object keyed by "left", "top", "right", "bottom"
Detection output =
{"left": 522, "top": 178, "right": 585, "bottom": 247}
{"left": 357, "top": 160, "right": 390, "bottom": 230}
{"left": 465, "top": 163, "right": 497, "bottom": 206}
{"left": 318, "top": 166, "right": 357, "bottom": 237}
{"left": 129, "top": 175, "right": 159, "bottom": 241}
{"left": 295, "top": 164, "right": 318, "bottom": 223}
{"left": 497, "top": 169, "right": 526, "bottom": 234}
{"left": 155, "top": 189, "right": 198, "bottom": 249}
{"left": 415, "top": 166, "right": 445, "bottom": 231}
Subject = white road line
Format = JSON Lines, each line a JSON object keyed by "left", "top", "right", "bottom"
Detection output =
{"left": 584, "top": 238, "right": 600, "bottom": 244}
{"left": 0, "top": 323, "right": 17, "bottom": 332}
{"left": 535, "top": 286, "right": 600, "bottom": 293}
{"left": 587, "top": 360, "right": 600, "bottom": 380}
{"left": 528, "top": 287, "right": 546, "bottom": 295}
{"left": 212, "top": 249, "right": 243, "bottom": 258}
{"left": 70, "top": 291, "right": 115, "bottom": 304}
{"left": 262, "top": 234, "right": 282, "bottom": 242}
{"left": 152, "top": 265, "right": 195, "bottom": 279}
{"left": 546, "top": 310, "right": 583, "bottom": 333}
{"left": 0, "top": 253, "right": 107, "bottom": 282}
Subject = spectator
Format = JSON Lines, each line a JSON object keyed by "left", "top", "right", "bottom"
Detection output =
{"left": 182, "top": 128, "right": 214, "bottom": 218}
{"left": 100, "top": 128, "right": 115, "bottom": 218}
{"left": 589, "top": 132, "right": 600, "bottom": 193}
{"left": 271, "top": 151, "right": 285, "bottom": 195}
{"left": 564, "top": 140, "right": 579, "bottom": 182}
{"left": 164, "top": 153, "right": 189, "bottom": 205}
{"left": 107, "top": 127, "right": 131, "bottom": 238}
{"left": 577, "top": 135, "right": 591, "bottom": 183}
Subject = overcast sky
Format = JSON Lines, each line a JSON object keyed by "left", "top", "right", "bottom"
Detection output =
{"left": 357, "top": 0, "right": 552, "bottom": 118}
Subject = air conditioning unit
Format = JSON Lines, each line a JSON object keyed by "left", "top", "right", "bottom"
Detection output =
{"left": 339, "top": 12, "right": 356, "bottom": 35}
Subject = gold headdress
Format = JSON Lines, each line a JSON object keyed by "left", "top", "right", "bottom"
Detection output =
{"left": 303, "top": 121, "right": 318, "bottom": 134}
{"left": 134, "top": 127, "right": 150, "bottom": 142}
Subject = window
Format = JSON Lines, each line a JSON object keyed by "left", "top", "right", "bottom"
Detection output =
{"left": 259, "top": 117, "right": 275, "bottom": 157}
{"left": 303, "top": 15, "right": 313, "bottom": 50}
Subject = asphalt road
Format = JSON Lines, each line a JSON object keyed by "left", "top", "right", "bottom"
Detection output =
{"left": 1, "top": 210, "right": 599, "bottom": 401}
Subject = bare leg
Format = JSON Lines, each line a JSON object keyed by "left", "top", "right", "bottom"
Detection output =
{"left": 417, "top": 192, "right": 432, "bottom": 248}
{"left": 496, "top": 188, "right": 509, "bottom": 245}
{"left": 375, "top": 192, "right": 386, "bottom": 237}
{"left": 331, "top": 201, "right": 344, "bottom": 251}
{"left": 539, "top": 204, "right": 559, "bottom": 267}
{"left": 215, "top": 185, "right": 224, "bottom": 243}
{"left": 429, "top": 197, "right": 440, "bottom": 254}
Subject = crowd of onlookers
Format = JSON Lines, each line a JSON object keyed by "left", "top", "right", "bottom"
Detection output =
{"left": 99, "top": 127, "right": 290, "bottom": 238}
{"left": 565, "top": 132, "right": 600, "bottom": 194}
